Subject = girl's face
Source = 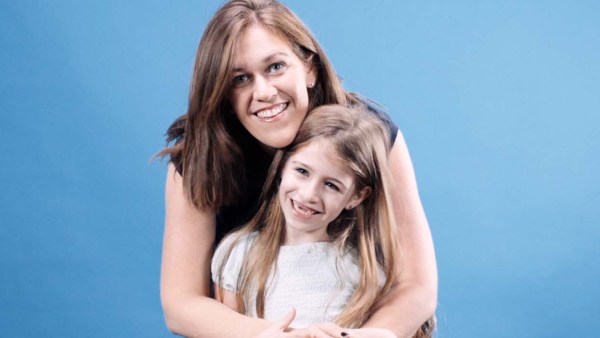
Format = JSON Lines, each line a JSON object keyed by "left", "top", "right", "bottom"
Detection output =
{"left": 229, "top": 24, "right": 316, "bottom": 149}
{"left": 278, "top": 139, "right": 369, "bottom": 245}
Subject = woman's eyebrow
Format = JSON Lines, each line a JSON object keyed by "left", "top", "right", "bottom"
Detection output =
{"left": 232, "top": 52, "right": 290, "bottom": 72}
{"left": 263, "top": 52, "right": 289, "bottom": 63}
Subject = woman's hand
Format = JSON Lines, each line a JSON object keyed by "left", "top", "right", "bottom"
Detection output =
{"left": 342, "top": 328, "right": 397, "bottom": 338}
{"left": 254, "top": 309, "right": 297, "bottom": 338}
{"left": 255, "top": 309, "right": 342, "bottom": 338}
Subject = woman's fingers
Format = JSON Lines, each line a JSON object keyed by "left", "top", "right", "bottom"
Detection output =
{"left": 288, "top": 323, "right": 343, "bottom": 338}
{"left": 344, "top": 327, "right": 398, "bottom": 338}
{"left": 278, "top": 308, "right": 297, "bottom": 330}
{"left": 312, "top": 322, "right": 348, "bottom": 337}
{"left": 254, "top": 311, "right": 348, "bottom": 338}
{"left": 254, "top": 308, "right": 297, "bottom": 338}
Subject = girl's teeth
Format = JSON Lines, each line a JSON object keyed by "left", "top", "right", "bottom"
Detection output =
{"left": 293, "top": 200, "right": 316, "bottom": 215}
{"left": 256, "top": 103, "right": 286, "bottom": 118}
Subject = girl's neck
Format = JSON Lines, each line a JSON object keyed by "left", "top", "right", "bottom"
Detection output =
{"left": 283, "top": 230, "right": 331, "bottom": 246}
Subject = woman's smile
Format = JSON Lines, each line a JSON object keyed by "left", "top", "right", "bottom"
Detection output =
{"left": 229, "top": 24, "right": 315, "bottom": 149}
{"left": 254, "top": 102, "right": 289, "bottom": 119}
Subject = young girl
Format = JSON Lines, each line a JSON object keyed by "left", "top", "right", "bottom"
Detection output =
{"left": 212, "top": 104, "right": 406, "bottom": 336}
{"left": 160, "top": 0, "right": 437, "bottom": 337}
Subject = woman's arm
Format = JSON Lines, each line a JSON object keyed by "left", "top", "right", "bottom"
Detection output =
{"left": 362, "top": 132, "right": 438, "bottom": 338}
{"left": 161, "top": 163, "right": 272, "bottom": 337}
{"left": 214, "top": 285, "right": 239, "bottom": 311}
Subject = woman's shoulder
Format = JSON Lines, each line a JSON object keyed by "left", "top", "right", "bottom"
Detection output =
{"left": 352, "top": 94, "right": 399, "bottom": 144}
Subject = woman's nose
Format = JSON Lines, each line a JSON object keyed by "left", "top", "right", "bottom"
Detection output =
{"left": 253, "top": 76, "right": 277, "bottom": 101}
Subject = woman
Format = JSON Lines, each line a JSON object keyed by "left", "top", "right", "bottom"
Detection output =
{"left": 159, "top": 1, "right": 437, "bottom": 337}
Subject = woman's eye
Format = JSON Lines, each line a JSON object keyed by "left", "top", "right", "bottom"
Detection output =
{"left": 268, "top": 62, "right": 286, "bottom": 73}
{"left": 232, "top": 74, "right": 249, "bottom": 87}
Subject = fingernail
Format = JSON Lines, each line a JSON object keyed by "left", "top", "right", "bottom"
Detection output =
{"left": 341, "top": 332, "right": 348, "bottom": 337}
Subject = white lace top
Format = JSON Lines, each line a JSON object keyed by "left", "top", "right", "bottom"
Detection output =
{"left": 211, "top": 231, "right": 383, "bottom": 328}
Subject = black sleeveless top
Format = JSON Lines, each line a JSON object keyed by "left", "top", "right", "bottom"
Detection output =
{"left": 172, "top": 103, "right": 398, "bottom": 243}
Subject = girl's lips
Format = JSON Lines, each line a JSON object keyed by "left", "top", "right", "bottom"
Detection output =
{"left": 254, "top": 102, "right": 288, "bottom": 119}
{"left": 291, "top": 199, "right": 320, "bottom": 220}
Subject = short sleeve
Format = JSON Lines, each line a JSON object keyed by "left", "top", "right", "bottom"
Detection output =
{"left": 365, "top": 102, "right": 399, "bottom": 145}
{"left": 353, "top": 96, "right": 399, "bottom": 146}
{"left": 211, "top": 231, "right": 257, "bottom": 292}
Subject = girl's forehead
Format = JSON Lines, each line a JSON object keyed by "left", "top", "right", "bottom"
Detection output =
{"left": 293, "top": 138, "right": 342, "bottom": 163}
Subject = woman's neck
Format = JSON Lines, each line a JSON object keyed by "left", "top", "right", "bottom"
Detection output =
{"left": 258, "top": 142, "right": 277, "bottom": 156}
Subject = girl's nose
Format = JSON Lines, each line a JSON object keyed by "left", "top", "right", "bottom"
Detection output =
{"left": 298, "top": 180, "right": 319, "bottom": 204}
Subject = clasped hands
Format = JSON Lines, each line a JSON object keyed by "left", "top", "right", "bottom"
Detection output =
{"left": 255, "top": 308, "right": 397, "bottom": 338}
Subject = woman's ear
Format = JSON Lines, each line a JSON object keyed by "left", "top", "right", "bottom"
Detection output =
{"left": 306, "top": 58, "right": 317, "bottom": 89}
{"left": 345, "top": 187, "right": 371, "bottom": 210}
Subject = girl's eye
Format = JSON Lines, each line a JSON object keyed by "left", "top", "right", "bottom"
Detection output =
{"left": 295, "top": 167, "right": 308, "bottom": 176}
{"left": 232, "top": 74, "right": 250, "bottom": 87}
{"left": 268, "top": 62, "right": 286, "bottom": 73}
{"left": 325, "top": 182, "right": 340, "bottom": 191}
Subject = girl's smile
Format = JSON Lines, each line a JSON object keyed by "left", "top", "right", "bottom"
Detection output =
{"left": 278, "top": 139, "right": 368, "bottom": 245}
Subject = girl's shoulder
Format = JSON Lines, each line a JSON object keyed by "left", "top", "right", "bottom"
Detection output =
{"left": 211, "top": 231, "right": 258, "bottom": 290}
{"left": 214, "top": 230, "right": 258, "bottom": 262}
{"left": 340, "top": 245, "right": 387, "bottom": 288}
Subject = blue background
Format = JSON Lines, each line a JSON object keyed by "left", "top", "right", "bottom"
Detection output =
{"left": 1, "top": 1, "right": 598, "bottom": 337}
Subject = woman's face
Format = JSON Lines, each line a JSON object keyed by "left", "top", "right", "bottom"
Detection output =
{"left": 229, "top": 24, "right": 316, "bottom": 149}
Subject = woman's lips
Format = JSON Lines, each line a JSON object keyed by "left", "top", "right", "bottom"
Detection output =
{"left": 255, "top": 102, "right": 288, "bottom": 119}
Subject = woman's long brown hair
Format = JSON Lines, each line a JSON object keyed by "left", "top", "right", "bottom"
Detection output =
{"left": 157, "top": 0, "right": 350, "bottom": 210}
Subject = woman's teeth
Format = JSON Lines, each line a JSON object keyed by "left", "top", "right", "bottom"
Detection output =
{"left": 256, "top": 103, "right": 287, "bottom": 118}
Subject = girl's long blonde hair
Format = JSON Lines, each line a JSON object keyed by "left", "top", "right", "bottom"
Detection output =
{"left": 216, "top": 104, "right": 400, "bottom": 327}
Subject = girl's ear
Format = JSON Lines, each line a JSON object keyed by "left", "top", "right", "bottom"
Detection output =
{"left": 345, "top": 187, "right": 371, "bottom": 210}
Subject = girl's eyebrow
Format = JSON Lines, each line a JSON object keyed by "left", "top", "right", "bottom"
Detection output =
{"left": 289, "top": 160, "right": 312, "bottom": 170}
{"left": 288, "top": 160, "right": 348, "bottom": 190}
{"left": 326, "top": 177, "right": 347, "bottom": 190}
{"left": 232, "top": 52, "right": 290, "bottom": 72}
